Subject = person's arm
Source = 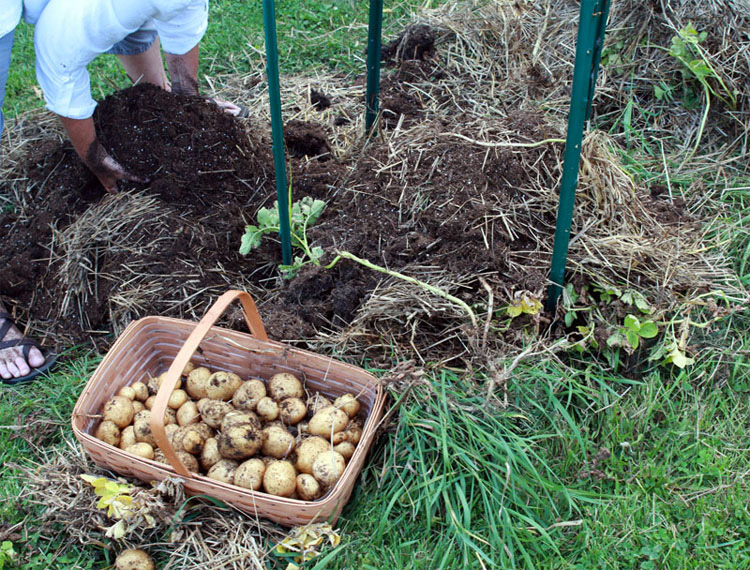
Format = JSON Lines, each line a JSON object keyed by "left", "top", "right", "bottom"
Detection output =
{"left": 59, "top": 115, "right": 146, "bottom": 194}
{"left": 164, "top": 44, "right": 199, "bottom": 96}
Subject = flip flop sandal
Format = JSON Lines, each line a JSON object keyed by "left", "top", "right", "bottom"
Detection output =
{"left": 0, "top": 312, "right": 58, "bottom": 385}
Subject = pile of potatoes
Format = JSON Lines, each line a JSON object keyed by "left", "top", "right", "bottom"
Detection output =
{"left": 94, "top": 363, "right": 364, "bottom": 501}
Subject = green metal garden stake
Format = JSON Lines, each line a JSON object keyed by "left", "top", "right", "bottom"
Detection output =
{"left": 365, "top": 0, "right": 384, "bottom": 135}
{"left": 262, "top": 0, "right": 292, "bottom": 265}
{"left": 545, "top": 0, "right": 609, "bottom": 312}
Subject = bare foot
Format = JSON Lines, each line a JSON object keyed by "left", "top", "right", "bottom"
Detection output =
{"left": 0, "top": 301, "right": 45, "bottom": 381}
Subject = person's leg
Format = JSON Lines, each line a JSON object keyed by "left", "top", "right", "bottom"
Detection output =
{"left": 116, "top": 35, "right": 170, "bottom": 90}
{"left": 0, "top": 28, "right": 16, "bottom": 134}
{"left": 0, "top": 31, "right": 46, "bottom": 381}
{"left": 0, "top": 300, "right": 44, "bottom": 381}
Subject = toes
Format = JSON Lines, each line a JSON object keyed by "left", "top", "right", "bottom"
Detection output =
{"left": 8, "top": 357, "right": 31, "bottom": 378}
{"left": 27, "top": 346, "right": 45, "bottom": 368}
{"left": 5, "top": 360, "right": 22, "bottom": 378}
{"left": 0, "top": 363, "right": 10, "bottom": 380}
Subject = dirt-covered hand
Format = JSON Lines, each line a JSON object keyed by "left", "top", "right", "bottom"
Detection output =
{"left": 85, "top": 143, "right": 148, "bottom": 194}
{"left": 211, "top": 98, "right": 243, "bottom": 116}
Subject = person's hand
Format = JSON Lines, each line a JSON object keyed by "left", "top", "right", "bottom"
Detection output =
{"left": 85, "top": 145, "right": 148, "bottom": 194}
{"left": 212, "top": 98, "right": 243, "bottom": 116}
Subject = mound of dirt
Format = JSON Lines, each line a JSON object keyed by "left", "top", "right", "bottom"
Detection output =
{"left": 1, "top": 20, "right": 720, "bottom": 365}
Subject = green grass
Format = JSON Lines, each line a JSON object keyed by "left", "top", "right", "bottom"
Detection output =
{"left": 0, "top": 350, "right": 104, "bottom": 569}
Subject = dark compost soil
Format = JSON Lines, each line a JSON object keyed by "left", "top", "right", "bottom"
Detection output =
{"left": 0, "top": 33, "right": 649, "bottom": 363}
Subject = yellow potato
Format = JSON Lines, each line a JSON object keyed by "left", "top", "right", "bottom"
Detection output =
{"left": 263, "top": 460, "right": 297, "bottom": 497}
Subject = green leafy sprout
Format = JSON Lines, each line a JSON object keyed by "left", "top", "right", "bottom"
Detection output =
{"left": 240, "top": 197, "right": 327, "bottom": 278}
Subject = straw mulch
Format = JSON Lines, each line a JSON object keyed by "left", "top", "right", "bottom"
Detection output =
{"left": 1, "top": 0, "right": 747, "bottom": 366}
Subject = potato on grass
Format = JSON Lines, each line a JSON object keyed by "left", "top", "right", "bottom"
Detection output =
{"left": 308, "top": 406, "right": 348, "bottom": 438}
{"left": 334, "top": 394, "right": 361, "bottom": 418}
{"left": 115, "top": 548, "right": 154, "bottom": 570}
{"left": 296, "top": 473, "right": 322, "bottom": 501}
{"left": 256, "top": 397, "right": 279, "bottom": 422}
{"left": 103, "top": 396, "right": 134, "bottom": 428}
{"left": 268, "top": 372, "right": 304, "bottom": 401}
{"left": 206, "top": 371, "right": 243, "bottom": 401}
{"left": 96, "top": 420, "right": 121, "bottom": 447}
{"left": 312, "top": 451, "right": 346, "bottom": 488}
{"left": 218, "top": 423, "right": 263, "bottom": 460}
{"left": 295, "top": 436, "right": 329, "bottom": 475}
{"left": 263, "top": 460, "right": 297, "bottom": 497}
{"left": 186, "top": 366, "right": 212, "bottom": 400}
{"left": 234, "top": 458, "right": 266, "bottom": 490}
{"left": 232, "top": 379, "right": 266, "bottom": 411}
{"left": 279, "top": 397, "right": 307, "bottom": 425}
{"left": 207, "top": 459, "right": 239, "bottom": 484}
{"left": 261, "top": 426, "right": 295, "bottom": 459}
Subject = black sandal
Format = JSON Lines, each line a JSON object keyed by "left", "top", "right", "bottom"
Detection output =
{"left": 0, "top": 312, "right": 58, "bottom": 385}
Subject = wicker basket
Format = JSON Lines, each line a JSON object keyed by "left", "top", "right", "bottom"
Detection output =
{"left": 72, "top": 290, "right": 385, "bottom": 527}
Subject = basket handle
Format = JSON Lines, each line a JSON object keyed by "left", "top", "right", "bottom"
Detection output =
{"left": 149, "top": 290, "right": 268, "bottom": 477}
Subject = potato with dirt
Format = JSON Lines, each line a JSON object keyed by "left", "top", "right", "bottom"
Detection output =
{"left": 256, "top": 396, "right": 279, "bottom": 422}
{"left": 261, "top": 425, "right": 296, "bottom": 459}
{"left": 96, "top": 420, "right": 121, "bottom": 446}
{"left": 198, "top": 399, "right": 234, "bottom": 429}
{"left": 176, "top": 400, "right": 200, "bottom": 426}
{"left": 268, "top": 372, "right": 304, "bottom": 401}
{"left": 115, "top": 548, "right": 154, "bottom": 570}
{"left": 295, "top": 436, "right": 330, "bottom": 475}
{"left": 130, "top": 381, "right": 149, "bottom": 402}
{"left": 186, "top": 366, "right": 212, "bottom": 400}
{"left": 234, "top": 458, "right": 266, "bottom": 490}
{"left": 279, "top": 397, "right": 307, "bottom": 425}
{"left": 221, "top": 410, "right": 261, "bottom": 431}
{"left": 307, "top": 393, "right": 332, "bottom": 417}
{"left": 200, "top": 437, "right": 221, "bottom": 471}
{"left": 308, "top": 406, "right": 348, "bottom": 438}
{"left": 103, "top": 395, "right": 134, "bottom": 428}
{"left": 296, "top": 473, "right": 322, "bottom": 501}
{"left": 217, "top": 423, "right": 263, "bottom": 460}
{"left": 263, "top": 460, "right": 297, "bottom": 497}
{"left": 119, "top": 425, "right": 137, "bottom": 450}
{"left": 206, "top": 371, "right": 243, "bottom": 401}
{"left": 334, "top": 393, "right": 361, "bottom": 418}
{"left": 232, "top": 379, "right": 266, "bottom": 411}
{"left": 207, "top": 458, "right": 239, "bottom": 484}
{"left": 126, "top": 442, "right": 155, "bottom": 460}
{"left": 312, "top": 450, "right": 346, "bottom": 488}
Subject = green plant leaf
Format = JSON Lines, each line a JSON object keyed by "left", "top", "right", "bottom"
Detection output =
{"left": 664, "top": 345, "right": 695, "bottom": 369}
{"left": 625, "top": 329, "right": 640, "bottom": 350}
{"left": 639, "top": 321, "right": 659, "bottom": 339}
{"left": 623, "top": 314, "right": 640, "bottom": 332}
{"left": 564, "top": 311, "right": 575, "bottom": 328}
{"left": 257, "top": 206, "right": 278, "bottom": 228}
{"left": 240, "top": 226, "right": 263, "bottom": 255}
